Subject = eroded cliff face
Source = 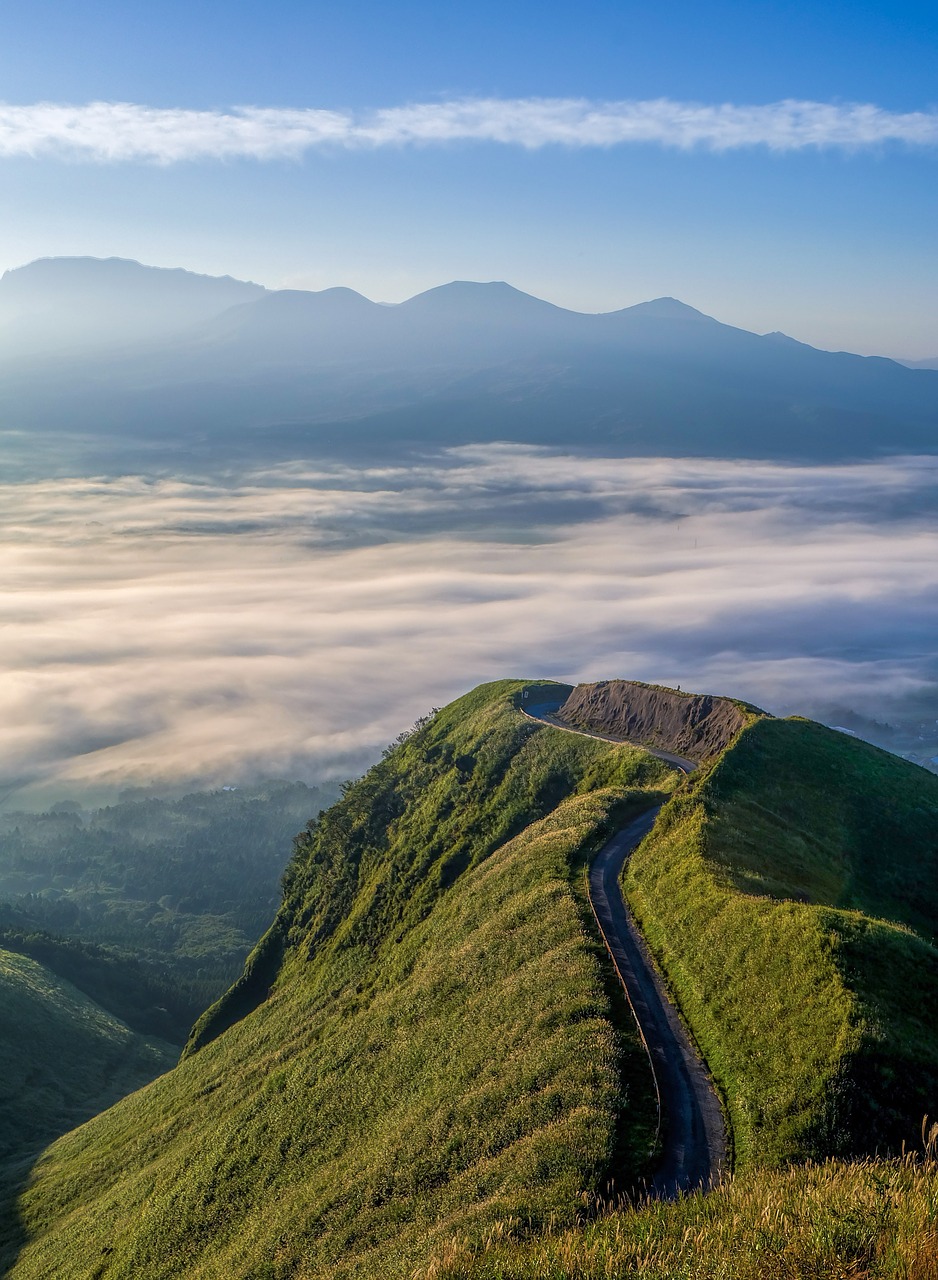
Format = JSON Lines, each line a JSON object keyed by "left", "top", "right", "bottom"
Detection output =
{"left": 556, "top": 680, "right": 754, "bottom": 761}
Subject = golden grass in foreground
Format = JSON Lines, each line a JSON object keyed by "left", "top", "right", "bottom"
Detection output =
{"left": 429, "top": 1149, "right": 938, "bottom": 1280}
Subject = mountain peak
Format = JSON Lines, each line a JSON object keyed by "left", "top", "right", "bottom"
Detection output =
{"left": 0, "top": 256, "right": 267, "bottom": 353}
{"left": 762, "top": 329, "right": 805, "bottom": 347}
{"left": 400, "top": 279, "right": 571, "bottom": 319}
{"left": 618, "top": 297, "right": 713, "bottom": 321}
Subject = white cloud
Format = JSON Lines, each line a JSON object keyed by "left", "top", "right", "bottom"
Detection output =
{"left": 1, "top": 97, "right": 937, "bottom": 163}
{"left": 1, "top": 450, "right": 937, "bottom": 803}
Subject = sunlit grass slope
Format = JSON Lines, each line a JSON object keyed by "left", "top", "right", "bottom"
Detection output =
{"left": 624, "top": 716, "right": 938, "bottom": 1168}
{"left": 0, "top": 948, "right": 175, "bottom": 1163}
{"left": 429, "top": 1151, "right": 938, "bottom": 1280}
{"left": 3, "top": 681, "right": 676, "bottom": 1280}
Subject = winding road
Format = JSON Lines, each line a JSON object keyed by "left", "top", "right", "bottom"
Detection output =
{"left": 524, "top": 702, "right": 728, "bottom": 1197}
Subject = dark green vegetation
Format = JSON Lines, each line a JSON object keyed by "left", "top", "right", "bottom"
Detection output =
{"left": 0, "top": 923, "right": 194, "bottom": 1043}
{"left": 0, "top": 781, "right": 339, "bottom": 1035}
{"left": 2, "top": 682, "right": 937, "bottom": 1278}
{"left": 0, "top": 947, "right": 175, "bottom": 1163}
{"left": 0, "top": 681, "right": 677, "bottom": 1278}
{"left": 625, "top": 716, "right": 938, "bottom": 1168}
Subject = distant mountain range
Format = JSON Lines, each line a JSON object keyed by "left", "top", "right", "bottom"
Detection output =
{"left": 1, "top": 256, "right": 936, "bottom": 464}
{"left": 0, "top": 256, "right": 264, "bottom": 352}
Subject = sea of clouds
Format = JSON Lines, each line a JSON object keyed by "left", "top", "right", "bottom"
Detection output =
{"left": 3, "top": 445, "right": 937, "bottom": 804}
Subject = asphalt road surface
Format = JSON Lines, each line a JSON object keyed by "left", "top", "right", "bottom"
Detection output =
{"left": 590, "top": 810, "right": 727, "bottom": 1196}
{"left": 524, "top": 702, "right": 728, "bottom": 1196}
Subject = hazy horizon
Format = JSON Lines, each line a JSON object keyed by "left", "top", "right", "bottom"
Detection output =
{"left": 2, "top": 2, "right": 938, "bottom": 358}
{"left": 2, "top": 253, "right": 933, "bottom": 364}
{"left": 0, "top": 246, "right": 934, "bottom": 366}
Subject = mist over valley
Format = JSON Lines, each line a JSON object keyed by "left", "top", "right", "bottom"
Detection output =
{"left": 1, "top": 258, "right": 937, "bottom": 805}
{"left": 4, "top": 4, "right": 938, "bottom": 1270}
{"left": 2, "top": 263, "right": 938, "bottom": 803}
{"left": 3, "top": 257, "right": 938, "bottom": 484}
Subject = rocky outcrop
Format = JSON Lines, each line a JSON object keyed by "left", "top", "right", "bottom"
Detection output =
{"left": 556, "top": 680, "right": 754, "bottom": 762}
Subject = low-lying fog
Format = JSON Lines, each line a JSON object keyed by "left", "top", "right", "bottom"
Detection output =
{"left": 3, "top": 445, "right": 938, "bottom": 805}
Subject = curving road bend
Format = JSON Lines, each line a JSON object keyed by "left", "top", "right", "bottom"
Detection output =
{"left": 590, "top": 810, "right": 728, "bottom": 1196}
{"left": 524, "top": 703, "right": 728, "bottom": 1197}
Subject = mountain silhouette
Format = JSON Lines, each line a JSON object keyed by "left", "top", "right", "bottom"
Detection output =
{"left": 1, "top": 257, "right": 935, "bottom": 463}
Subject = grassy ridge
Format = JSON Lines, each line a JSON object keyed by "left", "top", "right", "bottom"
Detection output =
{"left": 0, "top": 948, "right": 176, "bottom": 1162}
{"left": 7, "top": 689, "right": 937, "bottom": 1279}
{"left": 2, "top": 681, "right": 676, "bottom": 1279}
{"left": 624, "top": 716, "right": 938, "bottom": 1167}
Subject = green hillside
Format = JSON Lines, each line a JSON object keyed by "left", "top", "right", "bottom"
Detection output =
{"left": 0, "top": 681, "right": 677, "bottom": 1279}
{"left": 0, "top": 948, "right": 176, "bottom": 1164}
{"left": 624, "top": 716, "right": 938, "bottom": 1167}
{"left": 1, "top": 681, "right": 936, "bottom": 1279}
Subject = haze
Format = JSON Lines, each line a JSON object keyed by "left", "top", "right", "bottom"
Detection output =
{"left": 1, "top": 1, "right": 936, "bottom": 804}
{"left": 2, "top": 2, "right": 938, "bottom": 358}
{"left": 3, "top": 446, "right": 937, "bottom": 806}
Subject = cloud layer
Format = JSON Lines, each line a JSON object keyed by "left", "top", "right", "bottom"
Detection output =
{"left": 2, "top": 448, "right": 937, "bottom": 804}
{"left": 2, "top": 97, "right": 937, "bottom": 163}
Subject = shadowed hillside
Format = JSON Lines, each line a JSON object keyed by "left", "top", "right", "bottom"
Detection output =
{"left": 0, "top": 781, "right": 341, "bottom": 1028}
{"left": 625, "top": 716, "right": 938, "bottom": 1166}
{"left": 0, "top": 948, "right": 175, "bottom": 1163}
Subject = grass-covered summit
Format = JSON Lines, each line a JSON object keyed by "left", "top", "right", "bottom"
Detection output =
{"left": 1, "top": 679, "right": 936, "bottom": 1280}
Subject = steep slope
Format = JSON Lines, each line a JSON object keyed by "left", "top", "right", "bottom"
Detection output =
{"left": 553, "top": 680, "right": 755, "bottom": 762}
{"left": 624, "top": 715, "right": 938, "bottom": 1167}
{"left": 0, "top": 948, "right": 175, "bottom": 1163}
{"left": 1, "top": 681, "right": 677, "bottom": 1279}
{"left": 4, "top": 680, "right": 937, "bottom": 1279}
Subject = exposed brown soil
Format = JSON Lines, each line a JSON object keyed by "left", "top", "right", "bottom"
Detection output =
{"left": 556, "top": 680, "right": 752, "bottom": 762}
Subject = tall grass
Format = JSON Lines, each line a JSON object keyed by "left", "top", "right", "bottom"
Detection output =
{"left": 6, "top": 690, "right": 937, "bottom": 1278}
{"left": 428, "top": 1147, "right": 938, "bottom": 1279}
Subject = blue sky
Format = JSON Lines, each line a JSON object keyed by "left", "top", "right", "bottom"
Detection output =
{"left": 1, "top": 0, "right": 937, "bottom": 355}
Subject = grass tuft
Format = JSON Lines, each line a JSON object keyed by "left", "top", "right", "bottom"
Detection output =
{"left": 427, "top": 1152, "right": 938, "bottom": 1279}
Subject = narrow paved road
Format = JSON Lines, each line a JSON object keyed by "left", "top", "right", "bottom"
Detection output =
{"left": 524, "top": 702, "right": 728, "bottom": 1196}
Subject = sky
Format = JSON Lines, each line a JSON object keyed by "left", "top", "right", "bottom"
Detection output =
{"left": 1, "top": 1, "right": 937, "bottom": 356}
{"left": 3, "top": 447, "right": 938, "bottom": 806}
